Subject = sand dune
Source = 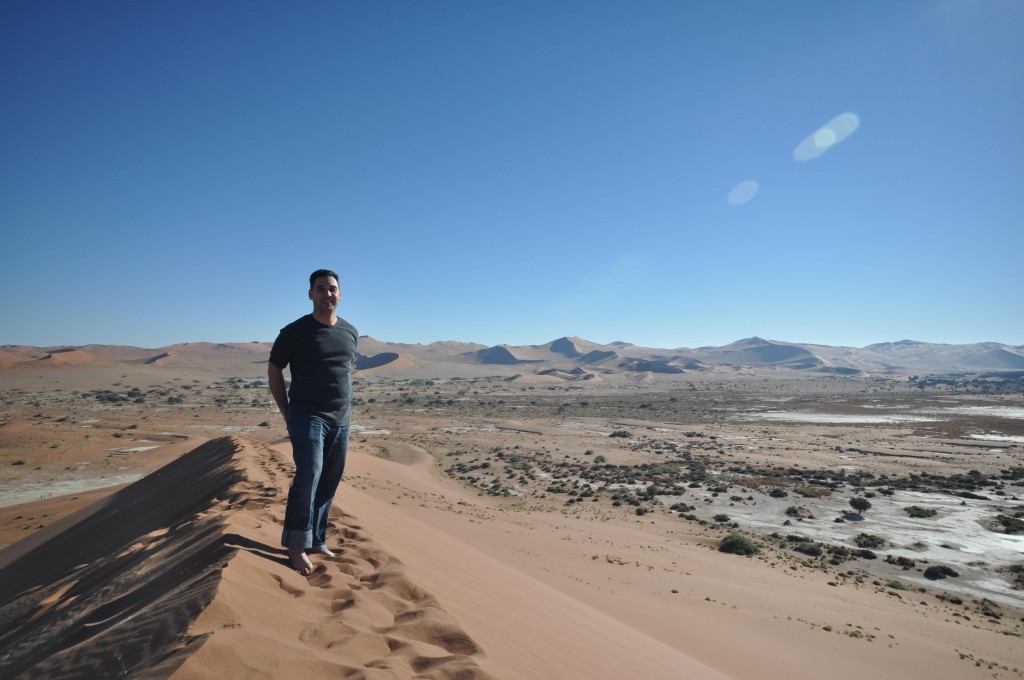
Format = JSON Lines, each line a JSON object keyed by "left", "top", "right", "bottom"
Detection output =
{"left": 0, "top": 434, "right": 736, "bottom": 679}
{"left": 0, "top": 437, "right": 503, "bottom": 679}
{"left": 32, "top": 349, "right": 121, "bottom": 368}
{"left": 4, "top": 336, "right": 1024, "bottom": 377}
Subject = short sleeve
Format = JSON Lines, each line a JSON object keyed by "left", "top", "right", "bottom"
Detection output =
{"left": 269, "top": 324, "right": 295, "bottom": 368}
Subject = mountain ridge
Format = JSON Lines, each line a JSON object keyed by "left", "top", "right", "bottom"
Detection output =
{"left": 3, "top": 335, "right": 1023, "bottom": 378}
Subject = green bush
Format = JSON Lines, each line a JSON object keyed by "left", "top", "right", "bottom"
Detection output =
{"left": 853, "top": 533, "right": 885, "bottom": 549}
{"left": 924, "top": 565, "right": 959, "bottom": 580}
{"left": 904, "top": 506, "right": 937, "bottom": 518}
{"left": 996, "top": 514, "right": 1024, "bottom": 534}
{"left": 794, "top": 543, "right": 823, "bottom": 557}
{"left": 886, "top": 555, "right": 916, "bottom": 570}
{"left": 719, "top": 534, "right": 760, "bottom": 555}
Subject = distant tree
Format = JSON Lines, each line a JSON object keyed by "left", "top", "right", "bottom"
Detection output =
{"left": 849, "top": 497, "right": 872, "bottom": 517}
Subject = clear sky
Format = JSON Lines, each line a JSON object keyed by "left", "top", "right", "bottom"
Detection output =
{"left": 2, "top": 1, "right": 1021, "bottom": 350}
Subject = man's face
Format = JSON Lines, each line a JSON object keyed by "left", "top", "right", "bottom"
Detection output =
{"left": 309, "top": 276, "right": 341, "bottom": 314}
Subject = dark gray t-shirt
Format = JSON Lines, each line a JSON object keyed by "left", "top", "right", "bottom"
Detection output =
{"left": 269, "top": 314, "right": 358, "bottom": 426}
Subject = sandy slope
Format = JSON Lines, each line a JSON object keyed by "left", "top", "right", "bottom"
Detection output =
{"left": 342, "top": 443, "right": 1024, "bottom": 680}
{"left": 2, "top": 433, "right": 1022, "bottom": 679}
{"left": 0, "top": 437, "right": 719, "bottom": 679}
{"left": 0, "top": 438, "right": 496, "bottom": 679}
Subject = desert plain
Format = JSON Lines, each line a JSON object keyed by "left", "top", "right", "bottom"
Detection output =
{"left": 1, "top": 338, "right": 1023, "bottom": 679}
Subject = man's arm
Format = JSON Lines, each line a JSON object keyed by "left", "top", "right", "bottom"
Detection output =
{"left": 268, "top": 361, "right": 288, "bottom": 422}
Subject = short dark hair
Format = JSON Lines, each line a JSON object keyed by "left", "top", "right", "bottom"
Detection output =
{"left": 309, "top": 269, "right": 339, "bottom": 289}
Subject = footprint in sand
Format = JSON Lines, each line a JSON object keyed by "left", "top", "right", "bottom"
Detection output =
{"left": 271, "top": 574, "right": 305, "bottom": 598}
{"left": 280, "top": 512, "right": 491, "bottom": 678}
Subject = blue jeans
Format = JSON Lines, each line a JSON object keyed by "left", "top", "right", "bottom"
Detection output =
{"left": 281, "top": 416, "right": 349, "bottom": 551}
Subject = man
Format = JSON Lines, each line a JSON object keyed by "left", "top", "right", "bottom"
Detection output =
{"left": 268, "top": 269, "right": 358, "bottom": 575}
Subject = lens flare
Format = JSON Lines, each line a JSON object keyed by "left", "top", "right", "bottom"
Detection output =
{"left": 728, "top": 180, "right": 760, "bottom": 205}
{"left": 794, "top": 112, "right": 860, "bottom": 161}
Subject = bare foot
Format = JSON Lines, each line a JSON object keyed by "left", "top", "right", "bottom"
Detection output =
{"left": 311, "top": 546, "right": 336, "bottom": 558}
{"left": 287, "top": 547, "right": 314, "bottom": 576}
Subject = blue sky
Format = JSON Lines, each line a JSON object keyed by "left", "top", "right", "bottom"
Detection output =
{"left": 2, "top": 1, "right": 1021, "bottom": 350}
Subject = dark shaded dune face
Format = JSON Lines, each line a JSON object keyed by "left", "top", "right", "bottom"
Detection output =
{"left": 742, "top": 343, "right": 815, "bottom": 364}
{"left": 477, "top": 346, "right": 519, "bottom": 365}
{"left": 580, "top": 350, "right": 617, "bottom": 364}
{"left": 0, "top": 438, "right": 246, "bottom": 680}
{"left": 618, "top": 359, "right": 685, "bottom": 374}
{"left": 548, "top": 337, "right": 582, "bottom": 358}
{"left": 357, "top": 352, "right": 401, "bottom": 371}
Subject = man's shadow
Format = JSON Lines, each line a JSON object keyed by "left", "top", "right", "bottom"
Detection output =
{"left": 223, "top": 533, "right": 290, "bottom": 569}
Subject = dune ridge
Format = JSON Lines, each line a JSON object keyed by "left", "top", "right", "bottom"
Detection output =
{"left": 0, "top": 437, "right": 496, "bottom": 679}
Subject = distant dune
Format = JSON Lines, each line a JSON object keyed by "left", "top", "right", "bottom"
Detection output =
{"left": 36, "top": 349, "right": 121, "bottom": 367}
{"left": 3, "top": 335, "right": 1022, "bottom": 379}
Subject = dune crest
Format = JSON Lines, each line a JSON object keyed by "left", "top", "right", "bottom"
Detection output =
{"left": 0, "top": 436, "right": 495, "bottom": 679}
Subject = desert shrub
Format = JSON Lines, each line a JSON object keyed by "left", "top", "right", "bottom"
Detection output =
{"left": 995, "top": 514, "right": 1024, "bottom": 534}
{"left": 719, "top": 534, "right": 760, "bottom": 555}
{"left": 1002, "top": 564, "right": 1024, "bottom": 588}
{"left": 853, "top": 549, "right": 877, "bottom": 559}
{"left": 785, "top": 506, "right": 815, "bottom": 521}
{"left": 769, "top": 488, "right": 788, "bottom": 498}
{"left": 886, "top": 555, "right": 916, "bottom": 570}
{"left": 904, "top": 506, "right": 937, "bottom": 518}
{"left": 593, "top": 455, "right": 606, "bottom": 464}
{"left": 924, "top": 565, "right": 960, "bottom": 580}
{"left": 794, "top": 543, "right": 823, "bottom": 557}
{"left": 886, "top": 580, "right": 906, "bottom": 590}
{"left": 853, "top": 533, "right": 885, "bottom": 549}
{"left": 713, "top": 514, "right": 731, "bottom": 523}
{"left": 609, "top": 430, "right": 631, "bottom": 438}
